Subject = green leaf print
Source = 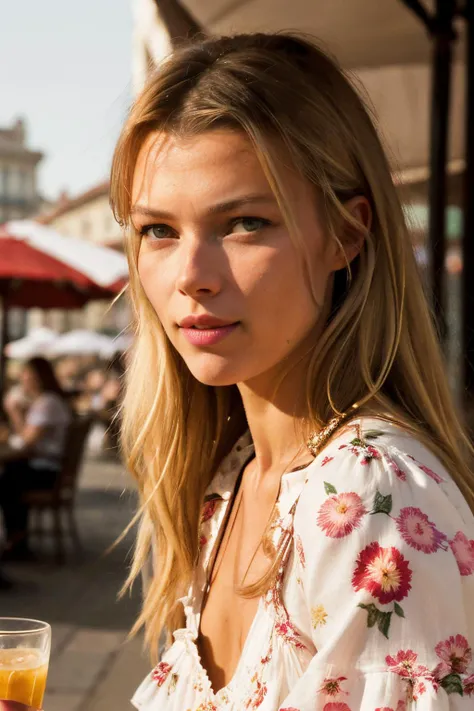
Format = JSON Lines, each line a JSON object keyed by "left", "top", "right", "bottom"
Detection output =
{"left": 440, "top": 673, "right": 464, "bottom": 696}
{"left": 324, "top": 481, "right": 338, "bottom": 495}
{"left": 363, "top": 430, "right": 386, "bottom": 440}
{"left": 371, "top": 490, "right": 393, "bottom": 516}
{"left": 358, "top": 604, "right": 393, "bottom": 637}
{"left": 394, "top": 602, "right": 405, "bottom": 618}
{"left": 377, "top": 611, "right": 392, "bottom": 638}
{"left": 358, "top": 603, "right": 379, "bottom": 628}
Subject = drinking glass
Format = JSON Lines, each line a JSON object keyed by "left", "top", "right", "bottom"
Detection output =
{"left": 0, "top": 619, "right": 50, "bottom": 709}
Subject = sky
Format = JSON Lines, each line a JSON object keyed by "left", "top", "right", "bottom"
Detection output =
{"left": 0, "top": 0, "right": 133, "bottom": 201}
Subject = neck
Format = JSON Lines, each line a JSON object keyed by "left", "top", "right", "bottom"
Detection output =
{"left": 238, "top": 361, "right": 314, "bottom": 481}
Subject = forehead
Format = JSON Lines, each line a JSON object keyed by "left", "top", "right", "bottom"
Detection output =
{"left": 132, "top": 129, "right": 270, "bottom": 206}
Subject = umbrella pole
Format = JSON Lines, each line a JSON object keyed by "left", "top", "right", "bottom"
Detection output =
{"left": 0, "top": 293, "right": 9, "bottom": 399}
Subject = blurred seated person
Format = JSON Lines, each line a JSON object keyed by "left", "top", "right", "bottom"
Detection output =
{"left": 0, "top": 357, "right": 72, "bottom": 560}
{"left": 95, "top": 353, "right": 125, "bottom": 455}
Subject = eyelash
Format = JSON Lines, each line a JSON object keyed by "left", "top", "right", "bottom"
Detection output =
{"left": 139, "top": 216, "right": 272, "bottom": 242}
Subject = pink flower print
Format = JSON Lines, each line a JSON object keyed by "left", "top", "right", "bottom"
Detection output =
{"left": 411, "top": 679, "right": 427, "bottom": 700}
{"left": 274, "top": 620, "right": 306, "bottom": 649}
{"left": 352, "top": 542, "right": 412, "bottom": 604}
{"left": 435, "top": 634, "right": 472, "bottom": 674}
{"left": 360, "top": 445, "right": 381, "bottom": 465}
{"left": 386, "top": 649, "right": 430, "bottom": 678}
{"left": 295, "top": 534, "right": 306, "bottom": 568}
{"left": 449, "top": 531, "right": 474, "bottom": 576}
{"left": 317, "top": 492, "right": 367, "bottom": 538}
{"left": 385, "top": 454, "right": 407, "bottom": 481}
{"left": 152, "top": 661, "right": 173, "bottom": 687}
{"left": 418, "top": 463, "right": 445, "bottom": 484}
{"left": 321, "top": 456, "right": 334, "bottom": 466}
{"left": 385, "top": 650, "right": 432, "bottom": 699}
{"left": 463, "top": 673, "right": 474, "bottom": 696}
{"left": 396, "top": 507, "right": 447, "bottom": 553}
{"left": 201, "top": 498, "right": 218, "bottom": 524}
{"left": 322, "top": 703, "right": 352, "bottom": 711}
{"left": 318, "top": 676, "right": 348, "bottom": 696}
{"left": 407, "top": 455, "right": 445, "bottom": 483}
{"left": 396, "top": 703, "right": 407, "bottom": 711}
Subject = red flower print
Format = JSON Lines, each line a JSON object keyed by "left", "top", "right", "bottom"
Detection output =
{"left": 317, "top": 492, "right": 367, "bottom": 538}
{"left": 199, "top": 534, "right": 208, "bottom": 548}
{"left": 322, "top": 703, "right": 352, "bottom": 711}
{"left": 464, "top": 673, "right": 474, "bottom": 696}
{"left": 352, "top": 542, "right": 412, "bottom": 604}
{"left": 245, "top": 674, "right": 267, "bottom": 709}
{"left": 201, "top": 498, "right": 218, "bottom": 523}
{"left": 152, "top": 661, "right": 172, "bottom": 687}
{"left": 295, "top": 534, "right": 306, "bottom": 568}
{"left": 396, "top": 507, "right": 447, "bottom": 553}
{"left": 375, "top": 708, "right": 394, "bottom": 711}
{"left": 321, "top": 456, "right": 334, "bottom": 466}
{"left": 318, "top": 676, "right": 348, "bottom": 696}
{"left": 449, "top": 531, "right": 474, "bottom": 576}
{"left": 435, "top": 634, "right": 472, "bottom": 674}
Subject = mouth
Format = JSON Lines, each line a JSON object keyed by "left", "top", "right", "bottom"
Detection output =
{"left": 179, "top": 321, "right": 240, "bottom": 346}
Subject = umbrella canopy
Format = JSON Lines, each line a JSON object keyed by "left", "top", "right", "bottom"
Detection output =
{"left": 0, "top": 220, "right": 128, "bottom": 308}
{"left": 5, "top": 328, "right": 58, "bottom": 360}
{"left": 46, "top": 330, "right": 115, "bottom": 358}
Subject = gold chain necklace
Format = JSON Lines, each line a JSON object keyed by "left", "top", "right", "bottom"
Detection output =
{"left": 206, "top": 411, "right": 351, "bottom": 596}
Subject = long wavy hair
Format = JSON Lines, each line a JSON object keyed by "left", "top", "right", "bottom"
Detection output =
{"left": 110, "top": 32, "right": 474, "bottom": 659}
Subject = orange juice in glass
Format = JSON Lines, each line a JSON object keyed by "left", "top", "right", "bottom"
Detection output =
{"left": 0, "top": 619, "right": 51, "bottom": 709}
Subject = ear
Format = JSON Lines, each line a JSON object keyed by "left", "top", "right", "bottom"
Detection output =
{"left": 332, "top": 196, "right": 372, "bottom": 271}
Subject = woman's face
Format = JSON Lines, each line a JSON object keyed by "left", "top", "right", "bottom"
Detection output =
{"left": 132, "top": 130, "right": 347, "bottom": 388}
{"left": 20, "top": 367, "right": 41, "bottom": 397}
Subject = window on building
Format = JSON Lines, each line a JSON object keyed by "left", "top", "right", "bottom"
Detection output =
{"left": 82, "top": 219, "right": 91, "bottom": 238}
{"left": 1, "top": 166, "right": 9, "bottom": 198}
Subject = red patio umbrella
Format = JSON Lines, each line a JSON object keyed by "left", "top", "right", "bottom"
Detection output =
{"left": 0, "top": 222, "right": 128, "bottom": 391}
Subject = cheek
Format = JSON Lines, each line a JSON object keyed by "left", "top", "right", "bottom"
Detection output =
{"left": 137, "top": 251, "right": 170, "bottom": 317}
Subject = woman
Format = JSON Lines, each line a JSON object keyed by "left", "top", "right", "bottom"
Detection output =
{"left": 111, "top": 34, "right": 474, "bottom": 710}
{"left": 0, "top": 357, "right": 72, "bottom": 559}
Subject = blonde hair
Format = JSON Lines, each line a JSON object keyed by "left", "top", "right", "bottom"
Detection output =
{"left": 110, "top": 32, "right": 474, "bottom": 660}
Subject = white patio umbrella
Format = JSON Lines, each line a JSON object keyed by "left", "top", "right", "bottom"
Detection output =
{"left": 4, "top": 327, "right": 58, "bottom": 359}
{"left": 46, "top": 330, "right": 115, "bottom": 358}
{"left": 99, "top": 332, "right": 134, "bottom": 359}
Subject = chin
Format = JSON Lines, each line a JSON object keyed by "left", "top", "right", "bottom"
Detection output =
{"left": 184, "top": 353, "right": 246, "bottom": 387}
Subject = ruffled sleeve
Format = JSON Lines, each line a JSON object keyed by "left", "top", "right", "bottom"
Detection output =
{"left": 278, "top": 422, "right": 474, "bottom": 711}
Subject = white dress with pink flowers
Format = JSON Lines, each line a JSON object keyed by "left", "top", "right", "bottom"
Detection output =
{"left": 132, "top": 417, "right": 474, "bottom": 711}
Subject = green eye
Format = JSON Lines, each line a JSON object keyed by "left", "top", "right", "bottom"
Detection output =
{"left": 140, "top": 224, "right": 175, "bottom": 241}
{"left": 230, "top": 217, "right": 270, "bottom": 234}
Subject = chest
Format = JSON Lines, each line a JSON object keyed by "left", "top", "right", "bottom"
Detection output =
{"left": 197, "top": 480, "right": 279, "bottom": 690}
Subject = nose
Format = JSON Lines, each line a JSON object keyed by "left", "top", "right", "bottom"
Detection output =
{"left": 176, "top": 238, "right": 222, "bottom": 298}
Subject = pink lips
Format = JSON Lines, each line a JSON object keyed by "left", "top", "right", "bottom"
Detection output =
{"left": 179, "top": 315, "right": 239, "bottom": 346}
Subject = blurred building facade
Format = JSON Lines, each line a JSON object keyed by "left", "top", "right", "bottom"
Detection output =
{"left": 30, "top": 181, "right": 129, "bottom": 336}
{"left": 0, "top": 118, "right": 43, "bottom": 223}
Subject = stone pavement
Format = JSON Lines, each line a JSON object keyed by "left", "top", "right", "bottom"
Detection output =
{"left": 0, "top": 454, "right": 150, "bottom": 710}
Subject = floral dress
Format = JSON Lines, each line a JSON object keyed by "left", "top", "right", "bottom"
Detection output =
{"left": 132, "top": 417, "right": 474, "bottom": 711}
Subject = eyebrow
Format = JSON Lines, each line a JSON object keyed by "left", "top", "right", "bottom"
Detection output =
{"left": 130, "top": 193, "right": 277, "bottom": 220}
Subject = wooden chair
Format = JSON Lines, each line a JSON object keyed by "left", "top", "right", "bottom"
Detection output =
{"left": 23, "top": 414, "right": 93, "bottom": 563}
